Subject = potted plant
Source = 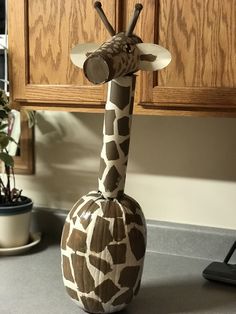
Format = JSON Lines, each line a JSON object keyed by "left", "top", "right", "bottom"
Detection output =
{"left": 0, "top": 89, "right": 33, "bottom": 248}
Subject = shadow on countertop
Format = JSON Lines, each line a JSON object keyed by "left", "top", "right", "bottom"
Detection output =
{"left": 121, "top": 278, "right": 236, "bottom": 314}
{"left": 15, "top": 208, "right": 67, "bottom": 256}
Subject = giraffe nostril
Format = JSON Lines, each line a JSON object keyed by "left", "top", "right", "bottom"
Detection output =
{"left": 123, "top": 44, "right": 132, "bottom": 53}
{"left": 84, "top": 56, "right": 110, "bottom": 84}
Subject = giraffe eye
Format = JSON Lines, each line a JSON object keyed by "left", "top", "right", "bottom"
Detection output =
{"left": 123, "top": 44, "right": 132, "bottom": 53}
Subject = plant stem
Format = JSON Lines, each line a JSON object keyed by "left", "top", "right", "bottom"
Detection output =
{"left": 12, "top": 165, "right": 16, "bottom": 189}
{"left": 5, "top": 164, "right": 11, "bottom": 202}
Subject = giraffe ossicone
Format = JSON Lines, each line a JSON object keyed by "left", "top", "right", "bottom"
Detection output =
{"left": 61, "top": 2, "right": 171, "bottom": 313}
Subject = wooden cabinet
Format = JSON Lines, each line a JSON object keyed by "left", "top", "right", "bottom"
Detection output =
{"left": 128, "top": 0, "right": 236, "bottom": 116}
{"left": 9, "top": 0, "right": 236, "bottom": 116}
{"left": 8, "top": 0, "right": 118, "bottom": 111}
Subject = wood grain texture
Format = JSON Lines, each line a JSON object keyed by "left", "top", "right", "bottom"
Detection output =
{"left": 133, "top": 105, "right": 236, "bottom": 117}
{"left": 158, "top": 0, "right": 236, "bottom": 88}
{"left": 23, "top": 85, "right": 105, "bottom": 103}
{"left": 8, "top": 1, "right": 34, "bottom": 174}
{"left": 20, "top": 104, "right": 105, "bottom": 113}
{"left": 124, "top": 0, "right": 236, "bottom": 114}
{"left": 8, "top": 0, "right": 117, "bottom": 106}
{"left": 8, "top": 0, "right": 27, "bottom": 101}
{"left": 28, "top": 0, "right": 113, "bottom": 85}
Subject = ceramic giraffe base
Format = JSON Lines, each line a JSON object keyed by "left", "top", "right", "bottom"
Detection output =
{"left": 61, "top": 191, "right": 147, "bottom": 313}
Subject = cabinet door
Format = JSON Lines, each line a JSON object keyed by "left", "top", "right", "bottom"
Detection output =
{"left": 8, "top": 0, "right": 117, "bottom": 111}
{"left": 125, "top": 0, "right": 236, "bottom": 116}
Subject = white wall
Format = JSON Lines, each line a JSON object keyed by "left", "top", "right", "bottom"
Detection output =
{"left": 16, "top": 111, "right": 236, "bottom": 230}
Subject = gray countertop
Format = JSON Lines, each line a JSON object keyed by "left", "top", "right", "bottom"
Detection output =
{"left": 0, "top": 235, "right": 235, "bottom": 314}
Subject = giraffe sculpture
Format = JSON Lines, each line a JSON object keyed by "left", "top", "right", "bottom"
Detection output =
{"left": 61, "top": 2, "right": 171, "bottom": 313}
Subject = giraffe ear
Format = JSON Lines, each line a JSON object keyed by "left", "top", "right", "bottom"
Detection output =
{"left": 70, "top": 43, "right": 101, "bottom": 69}
{"left": 137, "top": 43, "right": 171, "bottom": 71}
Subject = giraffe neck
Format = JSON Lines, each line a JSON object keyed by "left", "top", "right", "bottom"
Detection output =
{"left": 98, "top": 75, "right": 136, "bottom": 199}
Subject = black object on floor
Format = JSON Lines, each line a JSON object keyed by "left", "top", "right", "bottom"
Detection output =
{"left": 203, "top": 241, "right": 236, "bottom": 286}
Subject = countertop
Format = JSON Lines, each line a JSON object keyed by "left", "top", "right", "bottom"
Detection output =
{"left": 0, "top": 235, "right": 235, "bottom": 314}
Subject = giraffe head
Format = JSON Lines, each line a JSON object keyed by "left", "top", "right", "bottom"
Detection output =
{"left": 71, "top": 2, "right": 171, "bottom": 84}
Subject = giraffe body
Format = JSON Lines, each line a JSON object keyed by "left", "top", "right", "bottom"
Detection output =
{"left": 61, "top": 76, "right": 147, "bottom": 313}
{"left": 61, "top": 2, "right": 171, "bottom": 313}
{"left": 61, "top": 191, "right": 146, "bottom": 313}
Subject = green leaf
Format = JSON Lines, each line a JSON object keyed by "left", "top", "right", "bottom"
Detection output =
{"left": 0, "top": 133, "right": 11, "bottom": 149}
{"left": 0, "top": 123, "right": 8, "bottom": 130}
{"left": 0, "top": 137, "right": 9, "bottom": 149}
{"left": 0, "top": 110, "right": 8, "bottom": 119}
{"left": 0, "top": 152, "right": 14, "bottom": 167}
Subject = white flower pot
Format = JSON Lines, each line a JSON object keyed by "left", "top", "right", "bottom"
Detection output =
{"left": 0, "top": 197, "right": 33, "bottom": 248}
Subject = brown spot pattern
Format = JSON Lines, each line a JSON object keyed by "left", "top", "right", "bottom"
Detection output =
{"left": 108, "top": 244, "right": 127, "bottom": 264}
{"left": 117, "top": 190, "right": 124, "bottom": 199}
{"left": 117, "top": 116, "right": 130, "bottom": 136}
{"left": 105, "top": 110, "right": 116, "bottom": 135}
{"left": 66, "top": 287, "right": 78, "bottom": 301}
{"left": 120, "top": 195, "right": 140, "bottom": 214}
{"left": 113, "top": 218, "right": 126, "bottom": 241}
{"left": 101, "top": 200, "right": 123, "bottom": 218}
{"left": 112, "top": 289, "right": 133, "bottom": 306}
{"left": 67, "top": 229, "right": 87, "bottom": 253}
{"left": 89, "top": 255, "right": 112, "bottom": 275}
{"left": 87, "top": 192, "right": 102, "bottom": 198}
{"left": 77, "top": 201, "right": 100, "bottom": 231}
{"left": 94, "top": 279, "right": 120, "bottom": 303}
{"left": 62, "top": 255, "right": 74, "bottom": 282}
{"left": 69, "top": 198, "right": 84, "bottom": 219}
{"left": 125, "top": 213, "right": 143, "bottom": 225}
{"left": 106, "top": 141, "right": 119, "bottom": 160}
{"left": 77, "top": 200, "right": 99, "bottom": 217}
{"left": 110, "top": 81, "right": 130, "bottom": 109}
{"left": 90, "top": 216, "right": 113, "bottom": 253}
{"left": 71, "top": 254, "right": 95, "bottom": 293}
{"left": 129, "top": 227, "right": 146, "bottom": 260}
{"left": 129, "top": 97, "right": 134, "bottom": 114}
{"left": 75, "top": 195, "right": 100, "bottom": 230}
{"left": 80, "top": 215, "right": 91, "bottom": 230}
{"left": 80, "top": 296, "right": 105, "bottom": 313}
{"left": 119, "top": 138, "right": 130, "bottom": 156}
{"left": 132, "top": 74, "right": 137, "bottom": 91}
{"left": 140, "top": 53, "right": 157, "bottom": 62}
{"left": 104, "top": 165, "right": 121, "bottom": 192}
{"left": 118, "top": 266, "right": 140, "bottom": 288}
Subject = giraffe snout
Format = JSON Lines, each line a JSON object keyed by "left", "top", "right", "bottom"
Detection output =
{"left": 84, "top": 55, "right": 111, "bottom": 84}
{"left": 83, "top": 32, "right": 141, "bottom": 85}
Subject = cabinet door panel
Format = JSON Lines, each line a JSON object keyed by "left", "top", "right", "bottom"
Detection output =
{"left": 125, "top": 0, "right": 236, "bottom": 116}
{"left": 28, "top": 0, "right": 103, "bottom": 86}
{"left": 9, "top": 0, "right": 117, "bottom": 109}
{"left": 158, "top": 0, "right": 236, "bottom": 88}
